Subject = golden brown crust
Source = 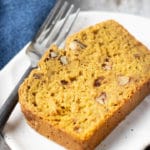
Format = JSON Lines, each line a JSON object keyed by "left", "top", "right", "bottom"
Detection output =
{"left": 19, "top": 79, "right": 150, "bottom": 150}
{"left": 22, "top": 108, "right": 86, "bottom": 150}
{"left": 84, "top": 80, "right": 150, "bottom": 149}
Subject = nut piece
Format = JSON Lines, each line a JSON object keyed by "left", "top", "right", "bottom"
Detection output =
{"left": 44, "top": 57, "right": 49, "bottom": 62}
{"left": 134, "top": 54, "right": 140, "bottom": 59}
{"left": 102, "top": 58, "right": 112, "bottom": 71}
{"left": 70, "top": 77, "right": 77, "bottom": 82}
{"left": 50, "top": 52, "right": 58, "bottom": 58}
{"left": 60, "top": 80, "right": 68, "bottom": 85}
{"left": 95, "top": 92, "right": 107, "bottom": 104}
{"left": 73, "top": 126, "right": 81, "bottom": 133}
{"left": 33, "top": 73, "right": 43, "bottom": 79}
{"left": 93, "top": 76, "right": 104, "bottom": 87}
{"left": 69, "top": 39, "right": 86, "bottom": 51}
{"left": 118, "top": 76, "right": 130, "bottom": 86}
{"left": 60, "top": 56, "right": 68, "bottom": 65}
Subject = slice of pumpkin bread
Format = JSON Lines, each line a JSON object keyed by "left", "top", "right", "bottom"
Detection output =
{"left": 19, "top": 20, "right": 150, "bottom": 150}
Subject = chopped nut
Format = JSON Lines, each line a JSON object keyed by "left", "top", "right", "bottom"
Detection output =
{"left": 102, "top": 58, "right": 112, "bottom": 70}
{"left": 70, "top": 77, "right": 77, "bottom": 82}
{"left": 72, "top": 118, "right": 77, "bottom": 125}
{"left": 95, "top": 92, "right": 107, "bottom": 104}
{"left": 51, "top": 93, "right": 55, "bottom": 96}
{"left": 102, "top": 62, "right": 112, "bottom": 70}
{"left": 50, "top": 51, "right": 58, "bottom": 58}
{"left": 27, "top": 85, "right": 30, "bottom": 89}
{"left": 69, "top": 39, "right": 86, "bottom": 51}
{"left": 32, "top": 101, "right": 37, "bottom": 107}
{"left": 105, "top": 58, "right": 109, "bottom": 62}
{"left": 111, "top": 103, "right": 118, "bottom": 107}
{"left": 60, "top": 56, "right": 68, "bottom": 65}
{"left": 33, "top": 73, "right": 43, "bottom": 79}
{"left": 60, "top": 80, "right": 68, "bottom": 85}
{"left": 134, "top": 54, "right": 140, "bottom": 59}
{"left": 41, "top": 80, "right": 46, "bottom": 84}
{"left": 73, "top": 126, "right": 81, "bottom": 132}
{"left": 79, "top": 71, "right": 83, "bottom": 76}
{"left": 61, "top": 106, "right": 65, "bottom": 109}
{"left": 32, "top": 92, "right": 36, "bottom": 96}
{"left": 49, "top": 49, "right": 53, "bottom": 52}
{"left": 118, "top": 76, "right": 130, "bottom": 86}
{"left": 93, "top": 76, "right": 104, "bottom": 87}
{"left": 44, "top": 57, "right": 49, "bottom": 62}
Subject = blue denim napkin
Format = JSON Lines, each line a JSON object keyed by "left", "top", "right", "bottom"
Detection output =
{"left": 0, "top": 0, "right": 56, "bottom": 69}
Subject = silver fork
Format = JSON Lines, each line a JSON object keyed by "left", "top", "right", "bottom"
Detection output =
{"left": 0, "top": 0, "right": 80, "bottom": 132}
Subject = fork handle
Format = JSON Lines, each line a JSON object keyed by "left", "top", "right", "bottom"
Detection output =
{"left": 0, "top": 65, "right": 32, "bottom": 132}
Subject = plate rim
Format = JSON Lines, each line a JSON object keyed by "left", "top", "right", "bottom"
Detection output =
{"left": 2, "top": 10, "right": 150, "bottom": 150}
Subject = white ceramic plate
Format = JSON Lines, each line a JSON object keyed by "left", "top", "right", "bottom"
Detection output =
{"left": 0, "top": 11, "right": 150, "bottom": 150}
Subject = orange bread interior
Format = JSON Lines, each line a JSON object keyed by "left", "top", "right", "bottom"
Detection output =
{"left": 19, "top": 20, "right": 150, "bottom": 150}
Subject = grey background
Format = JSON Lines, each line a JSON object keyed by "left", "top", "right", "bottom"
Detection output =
{"left": 68, "top": 0, "right": 150, "bottom": 18}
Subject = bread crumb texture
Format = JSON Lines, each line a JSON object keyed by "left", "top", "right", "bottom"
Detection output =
{"left": 19, "top": 20, "right": 150, "bottom": 149}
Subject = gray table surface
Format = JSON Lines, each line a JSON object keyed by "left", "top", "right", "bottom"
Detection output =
{"left": 69, "top": 0, "right": 150, "bottom": 18}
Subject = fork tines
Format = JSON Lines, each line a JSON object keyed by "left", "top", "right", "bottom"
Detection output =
{"left": 34, "top": 0, "right": 80, "bottom": 49}
{"left": 33, "top": 0, "right": 65, "bottom": 41}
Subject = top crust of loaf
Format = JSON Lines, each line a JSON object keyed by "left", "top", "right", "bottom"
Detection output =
{"left": 19, "top": 20, "right": 150, "bottom": 149}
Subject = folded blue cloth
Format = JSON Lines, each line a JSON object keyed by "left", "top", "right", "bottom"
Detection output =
{"left": 0, "top": 0, "right": 56, "bottom": 69}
